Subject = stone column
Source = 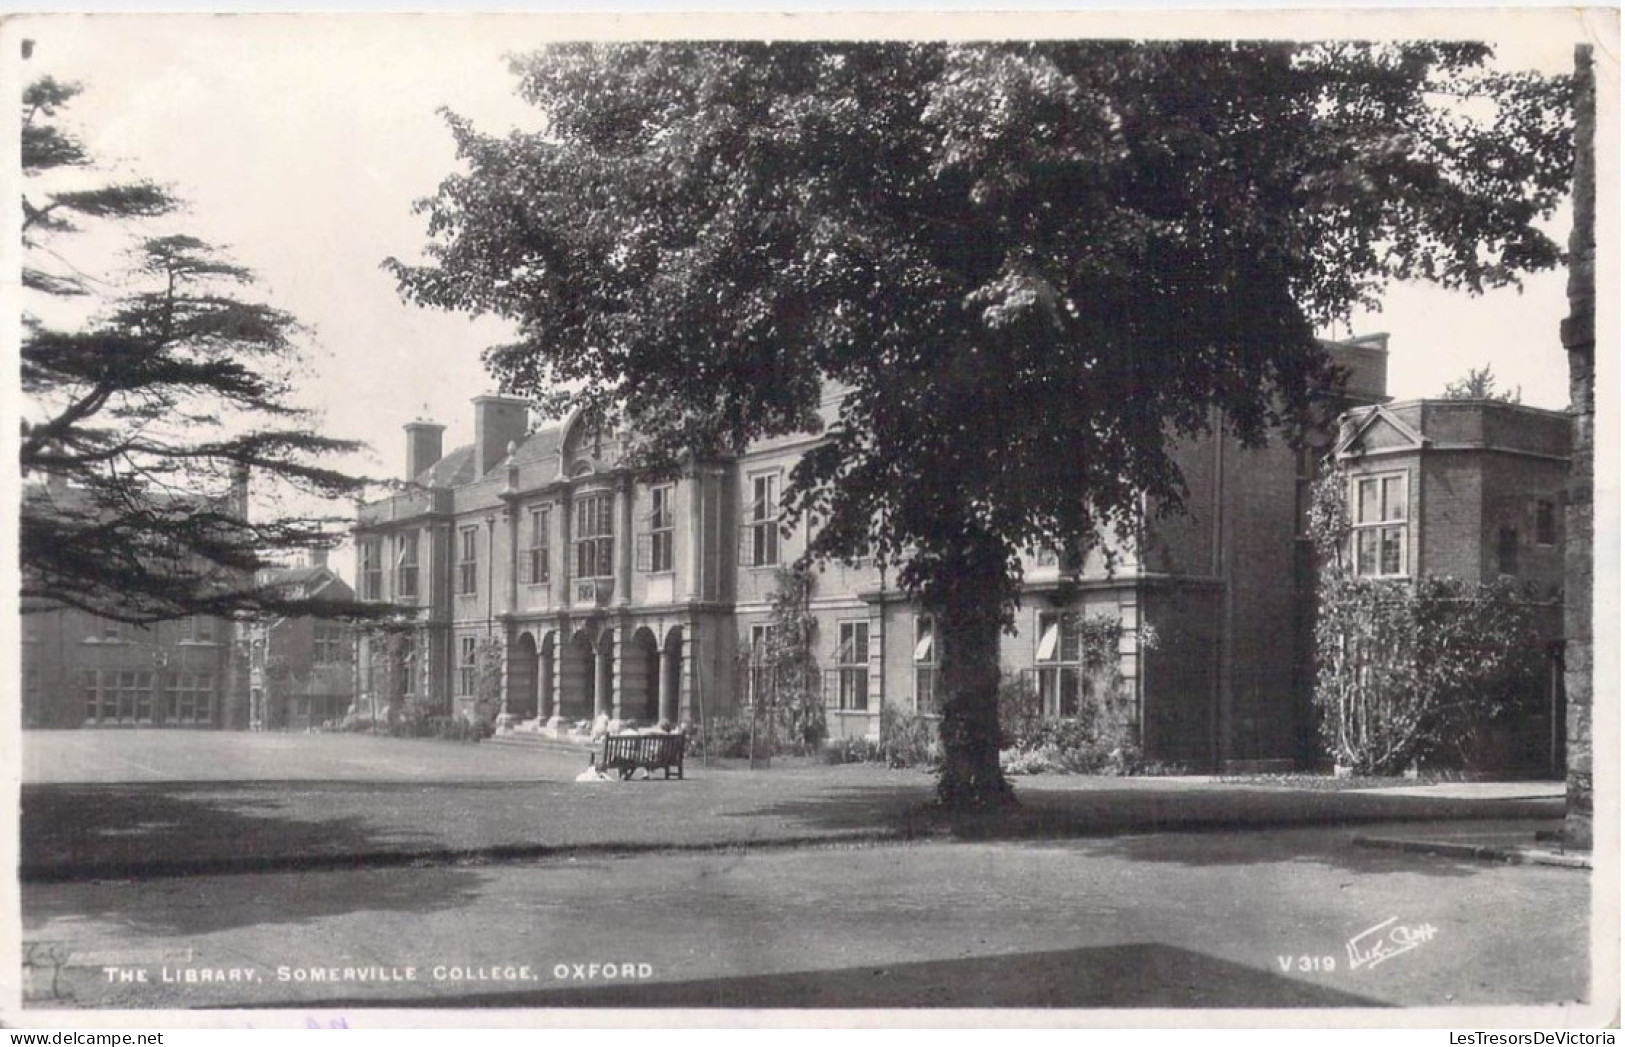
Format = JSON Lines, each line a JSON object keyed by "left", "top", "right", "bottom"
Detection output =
{"left": 538, "top": 640, "right": 551, "bottom": 723}
{"left": 680, "top": 623, "right": 699, "bottom": 726}
{"left": 595, "top": 630, "right": 613, "bottom": 718}
{"left": 684, "top": 463, "right": 701, "bottom": 602}
{"left": 558, "top": 490, "right": 574, "bottom": 606}
{"left": 658, "top": 634, "right": 675, "bottom": 724}
{"left": 616, "top": 474, "right": 634, "bottom": 607}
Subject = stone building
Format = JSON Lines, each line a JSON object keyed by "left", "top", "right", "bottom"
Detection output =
{"left": 21, "top": 603, "right": 239, "bottom": 730}
{"left": 352, "top": 336, "right": 1446, "bottom": 771}
{"left": 1331, "top": 396, "right": 1572, "bottom": 774}
{"left": 19, "top": 477, "right": 245, "bottom": 730}
{"left": 243, "top": 553, "right": 358, "bottom": 731}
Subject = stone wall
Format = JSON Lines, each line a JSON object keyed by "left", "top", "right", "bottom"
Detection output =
{"left": 1562, "top": 45, "right": 1596, "bottom": 850}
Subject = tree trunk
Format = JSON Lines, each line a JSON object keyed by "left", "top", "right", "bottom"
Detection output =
{"left": 933, "top": 535, "right": 1017, "bottom": 810}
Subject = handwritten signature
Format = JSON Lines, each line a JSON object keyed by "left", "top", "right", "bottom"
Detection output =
{"left": 1346, "top": 916, "right": 1439, "bottom": 970}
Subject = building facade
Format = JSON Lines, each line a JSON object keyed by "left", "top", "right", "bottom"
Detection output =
{"left": 21, "top": 604, "right": 240, "bottom": 729}
{"left": 354, "top": 337, "right": 1450, "bottom": 771}
{"left": 20, "top": 477, "right": 246, "bottom": 730}
{"left": 1332, "top": 397, "right": 1571, "bottom": 774}
{"left": 243, "top": 554, "right": 358, "bottom": 731}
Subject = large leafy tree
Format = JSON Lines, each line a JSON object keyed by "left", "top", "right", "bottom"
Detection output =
{"left": 22, "top": 77, "right": 396, "bottom": 625}
{"left": 390, "top": 41, "right": 1571, "bottom": 808}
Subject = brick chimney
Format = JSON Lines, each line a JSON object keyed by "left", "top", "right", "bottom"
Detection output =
{"left": 405, "top": 420, "right": 445, "bottom": 482}
{"left": 308, "top": 548, "right": 328, "bottom": 570}
{"left": 473, "top": 395, "right": 529, "bottom": 477}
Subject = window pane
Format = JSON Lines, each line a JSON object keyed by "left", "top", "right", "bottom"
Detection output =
{"left": 913, "top": 620, "right": 934, "bottom": 662}
{"left": 1537, "top": 501, "right": 1557, "bottom": 545}
{"left": 1379, "top": 526, "right": 1403, "bottom": 575}
{"left": 1382, "top": 476, "right": 1405, "bottom": 521}
{"left": 839, "top": 668, "right": 868, "bottom": 710}
{"left": 916, "top": 667, "right": 939, "bottom": 713}
{"left": 1059, "top": 667, "right": 1082, "bottom": 718}
{"left": 1357, "top": 479, "right": 1379, "bottom": 524}
{"left": 1356, "top": 530, "right": 1380, "bottom": 576}
{"left": 1036, "top": 618, "right": 1059, "bottom": 662}
{"left": 1058, "top": 616, "right": 1081, "bottom": 663}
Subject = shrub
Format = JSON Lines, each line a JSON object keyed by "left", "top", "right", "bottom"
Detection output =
{"left": 999, "top": 747, "right": 1058, "bottom": 775}
{"left": 337, "top": 705, "right": 489, "bottom": 743}
{"left": 420, "top": 715, "right": 492, "bottom": 743}
{"left": 1308, "top": 470, "right": 1550, "bottom": 775}
{"left": 820, "top": 736, "right": 885, "bottom": 765}
{"left": 733, "top": 566, "right": 829, "bottom": 752}
{"left": 992, "top": 642, "right": 1146, "bottom": 777}
{"left": 879, "top": 704, "right": 939, "bottom": 768}
{"left": 685, "top": 715, "right": 798, "bottom": 759}
{"left": 996, "top": 673, "right": 1045, "bottom": 751}
{"left": 1314, "top": 574, "right": 1547, "bottom": 774}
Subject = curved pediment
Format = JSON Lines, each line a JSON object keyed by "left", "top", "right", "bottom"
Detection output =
{"left": 558, "top": 408, "right": 621, "bottom": 479}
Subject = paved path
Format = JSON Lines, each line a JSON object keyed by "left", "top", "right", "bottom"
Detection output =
{"left": 20, "top": 826, "right": 1592, "bottom": 1013}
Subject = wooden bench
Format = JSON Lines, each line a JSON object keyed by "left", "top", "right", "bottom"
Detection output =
{"left": 594, "top": 732, "right": 686, "bottom": 780}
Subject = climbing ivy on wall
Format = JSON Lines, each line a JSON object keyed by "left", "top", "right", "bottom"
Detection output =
{"left": 1307, "top": 471, "right": 1549, "bottom": 774}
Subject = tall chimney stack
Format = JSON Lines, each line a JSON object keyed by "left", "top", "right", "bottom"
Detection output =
{"left": 405, "top": 420, "right": 446, "bottom": 482}
{"left": 473, "top": 395, "right": 529, "bottom": 477}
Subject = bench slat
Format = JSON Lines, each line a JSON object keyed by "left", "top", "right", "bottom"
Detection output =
{"left": 596, "top": 733, "right": 686, "bottom": 780}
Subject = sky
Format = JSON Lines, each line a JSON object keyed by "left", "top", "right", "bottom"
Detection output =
{"left": 9, "top": 10, "right": 1610, "bottom": 582}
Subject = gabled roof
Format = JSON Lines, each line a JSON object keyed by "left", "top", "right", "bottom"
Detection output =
{"left": 263, "top": 564, "right": 353, "bottom": 601}
{"left": 1335, "top": 404, "right": 1428, "bottom": 458}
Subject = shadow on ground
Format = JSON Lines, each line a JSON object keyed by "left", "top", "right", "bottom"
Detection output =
{"left": 292, "top": 943, "right": 1388, "bottom": 1010}
{"left": 22, "top": 864, "right": 491, "bottom": 937}
{"left": 1007, "top": 829, "right": 1541, "bottom": 880}
{"left": 21, "top": 783, "right": 466, "bottom": 880}
{"left": 21, "top": 776, "right": 1563, "bottom": 885}
{"left": 736, "top": 784, "right": 1560, "bottom": 862}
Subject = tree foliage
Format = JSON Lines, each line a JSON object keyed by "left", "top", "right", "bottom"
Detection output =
{"left": 755, "top": 565, "right": 827, "bottom": 747}
{"left": 1441, "top": 363, "right": 1522, "bottom": 402}
{"left": 391, "top": 41, "right": 1571, "bottom": 805}
{"left": 1308, "top": 471, "right": 1548, "bottom": 774}
{"left": 473, "top": 635, "right": 508, "bottom": 721}
{"left": 21, "top": 77, "right": 396, "bottom": 625}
